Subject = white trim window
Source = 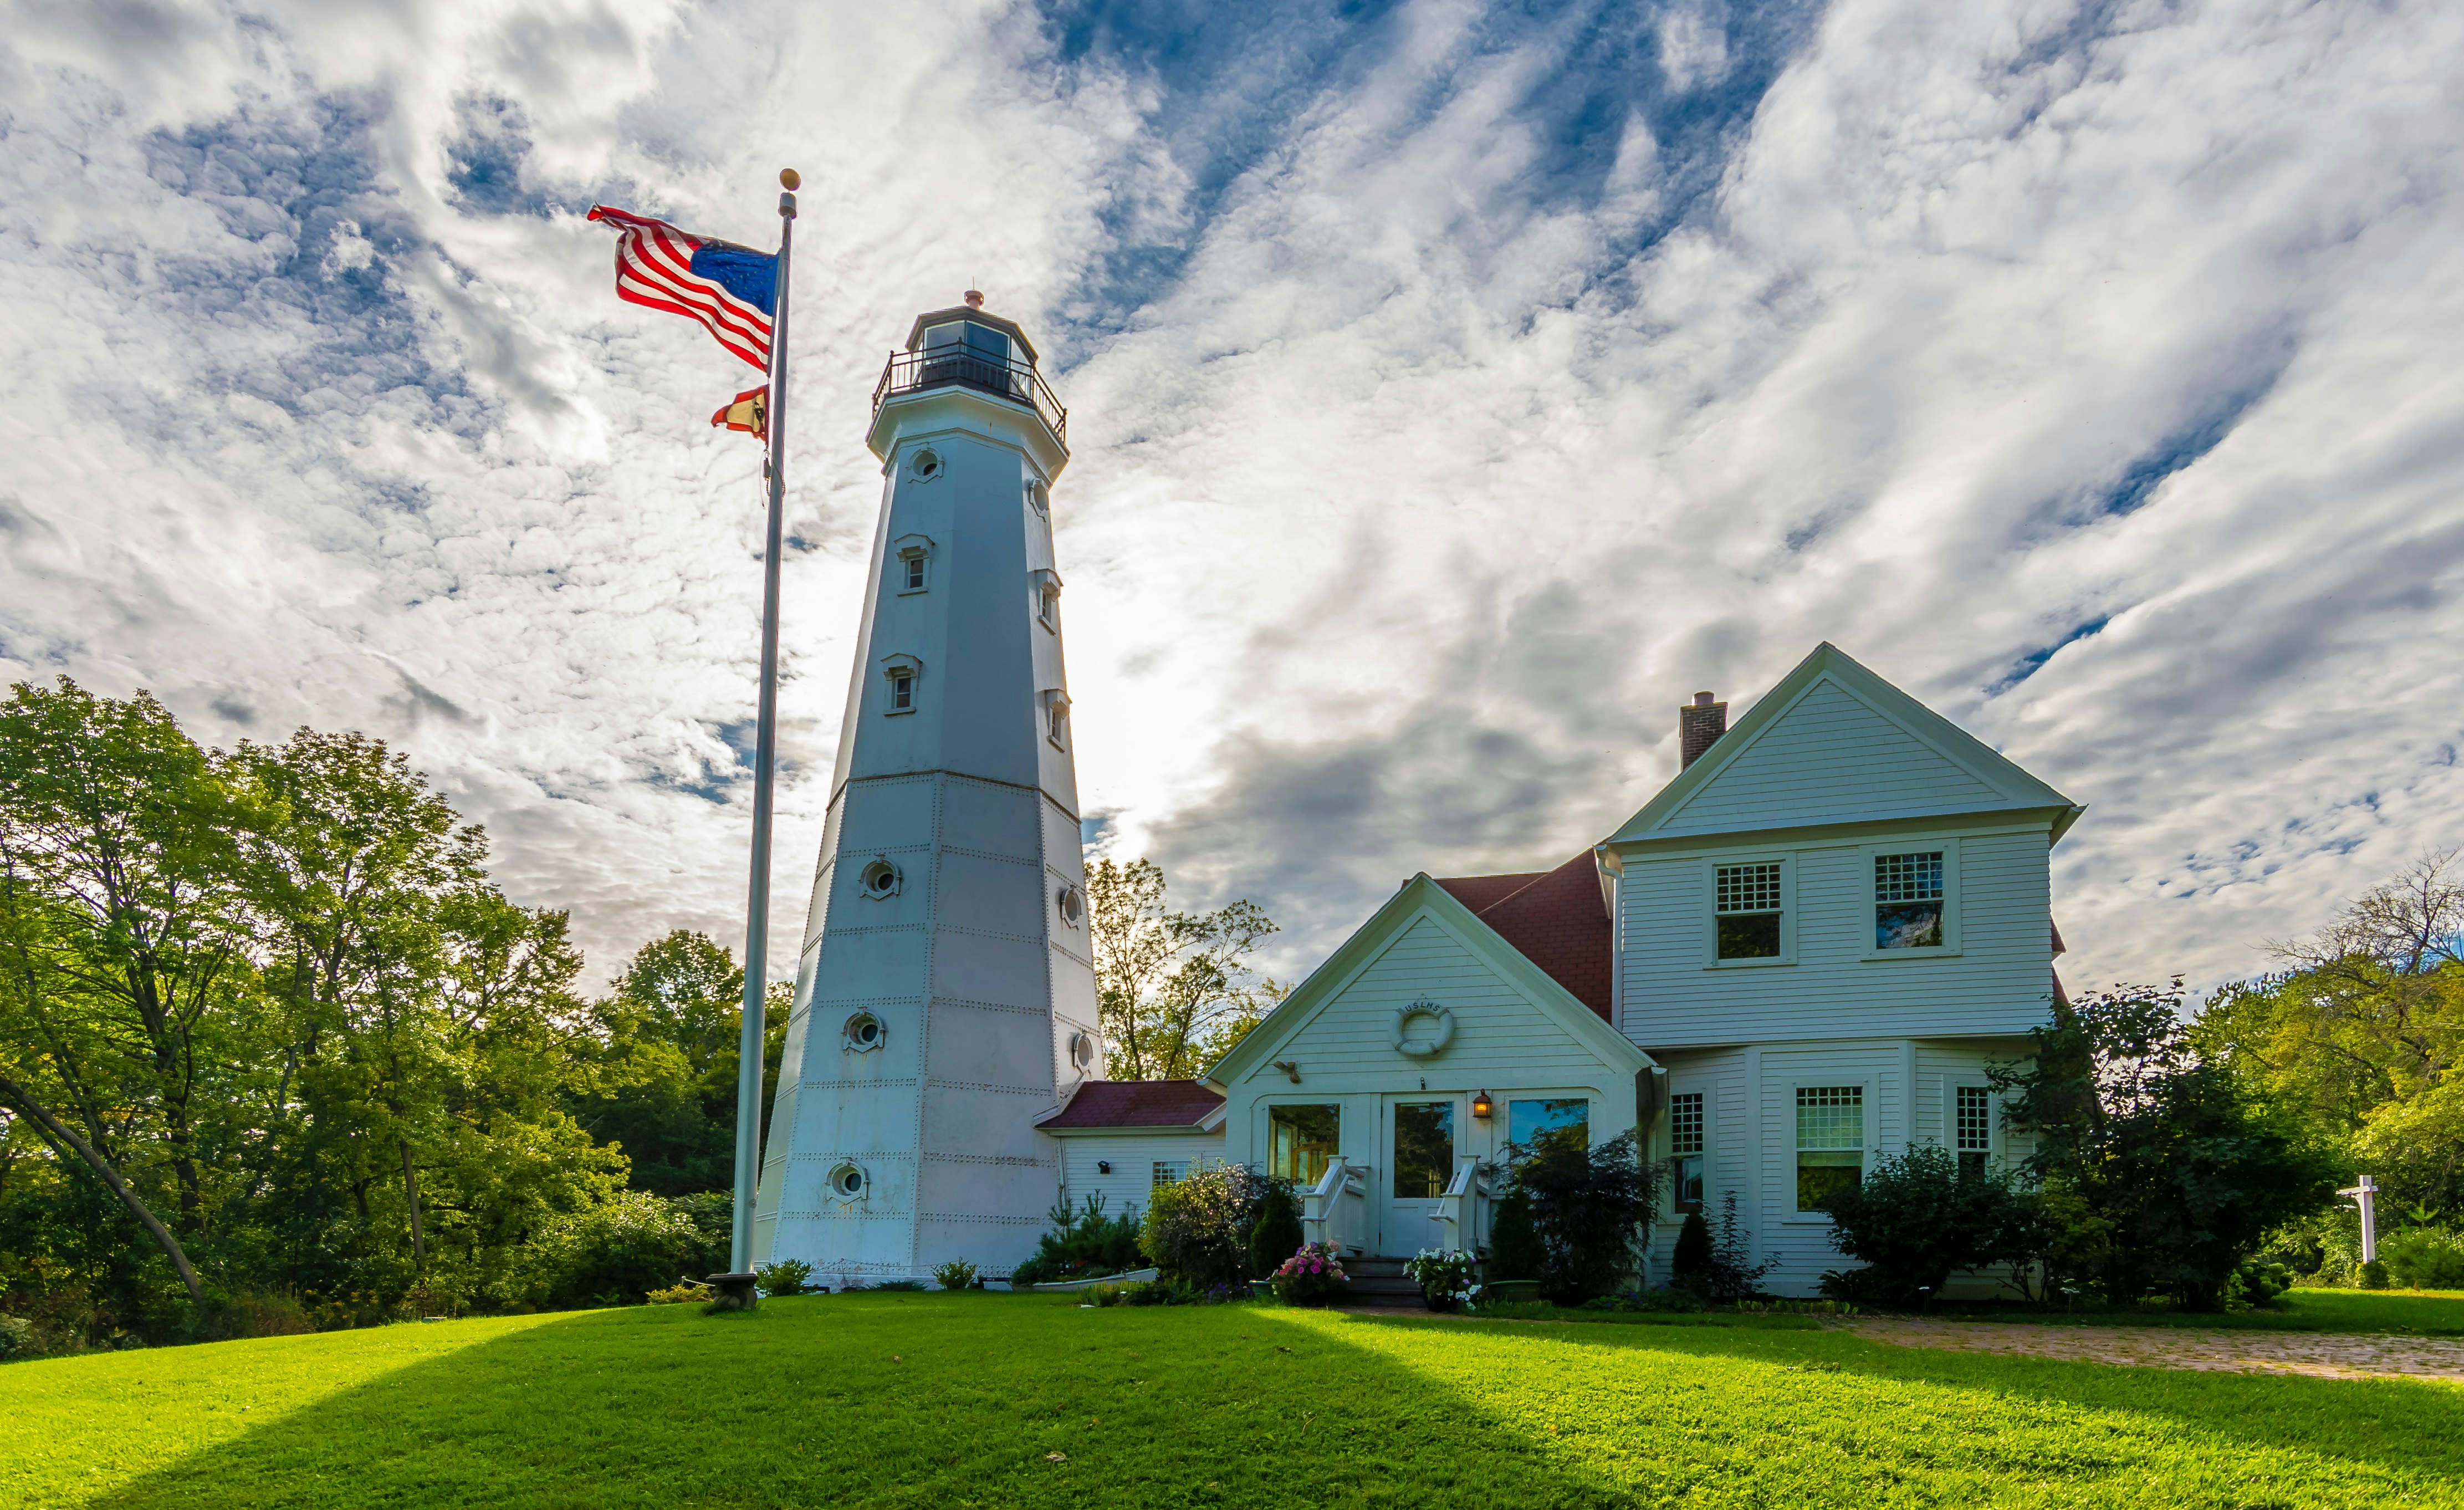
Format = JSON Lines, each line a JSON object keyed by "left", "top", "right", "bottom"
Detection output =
{"left": 1795, "top": 1085, "right": 1863, "bottom": 1212}
{"left": 881, "top": 654, "right": 923, "bottom": 716}
{"left": 1152, "top": 1160, "right": 1189, "bottom": 1189}
{"left": 894, "top": 534, "right": 934, "bottom": 595}
{"left": 1669, "top": 1091, "right": 1705, "bottom": 1215}
{"left": 1712, "top": 860, "right": 1788, "bottom": 963}
{"left": 1031, "top": 568, "right": 1062, "bottom": 631}
{"left": 1043, "top": 688, "right": 1071, "bottom": 748}
{"left": 1864, "top": 841, "right": 1961, "bottom": 956}
{"left": 1955, "top": 1084, "right": 1993, "bottom": 1179}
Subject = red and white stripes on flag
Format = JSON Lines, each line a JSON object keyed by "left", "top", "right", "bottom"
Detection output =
{"left": 586, "top": 205, "right": 775, "bottom": 371}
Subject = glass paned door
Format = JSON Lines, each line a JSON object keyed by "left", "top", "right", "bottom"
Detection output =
{"left": 1383, "top": 1099, "right": 1455, "bottom": 1255}
{"left": 1269, "top": 1104, "right": 1340, "bottom": 1185}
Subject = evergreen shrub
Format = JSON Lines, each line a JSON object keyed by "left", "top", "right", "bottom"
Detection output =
{"left": 1247, "top": 1186, "right": 1305, "bottom": 1278}
{"left": 2381, "top": 1229, "right": 2464, "bottom": 1290}
{"left": 1009, "top": 1193, "right": 1145, "bottom": 1286}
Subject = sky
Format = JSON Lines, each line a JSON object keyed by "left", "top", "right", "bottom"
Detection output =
{"left": 2, "top": 0, "right": 2459, "bottom": 1001}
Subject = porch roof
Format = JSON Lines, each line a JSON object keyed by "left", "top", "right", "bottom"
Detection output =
{"left": 1037, "top": 1079, "right": 1226, "bottom": 1131}
{"left": 1434, "top": 851, "right": 1613, "bottom": 1022}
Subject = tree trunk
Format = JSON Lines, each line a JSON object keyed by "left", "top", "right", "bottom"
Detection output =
{"left": 0, "top": 1070, "right": 206, "bottom": 1305}
{"left": 399, "top": 1136, "right": 427, "bottom": 1276}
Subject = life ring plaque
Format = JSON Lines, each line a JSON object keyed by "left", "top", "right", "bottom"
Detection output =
{"left": 1392, "top": 1000, "right": 1455, "bottom": 1058}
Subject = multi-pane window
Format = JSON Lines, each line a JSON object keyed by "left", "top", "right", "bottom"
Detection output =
{"left": 889, "top": 671, "right": 914, "bottom": 712}
{"left": 1269, "top": 1104, "right": 1340, "bottom": 1185}
{"left": 1669, "top": 1092, "right": 1704, "bottom": 1215}
{"left": 904, "top": 554, "right": 927, "bottom": 591}
{"left": 1152, "top": 1160, "right": 1189, "bottom": 1189}
{"left": 1956, "top": 1085, "right": 1992, "bottom": 1179}
{"left": 1715, "top": 863, "right": 1784, "bottom": 959}
{"left": 1874, "top": 851, "right": 1946, "bottom": 949}
{"left": 1796, "top": 1085, "right": 1863, "bottom": 1211}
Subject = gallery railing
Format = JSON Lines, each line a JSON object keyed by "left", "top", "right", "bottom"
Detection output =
{"left": 871, "top": 347, "right": 1068, "bottom": 446}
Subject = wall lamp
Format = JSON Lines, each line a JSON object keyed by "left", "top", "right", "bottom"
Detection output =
{"left": 1471, "top": 1089, "right": 1494, "bottom": 1120}
{"left": 1097, "top": 1160, "right": 1112, "bottom": 1174}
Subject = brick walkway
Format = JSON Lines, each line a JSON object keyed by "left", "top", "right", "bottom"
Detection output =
{"left": 1845, "top": 1318, "right": 2464, "bottom": 1383}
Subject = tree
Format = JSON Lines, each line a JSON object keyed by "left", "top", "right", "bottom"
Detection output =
{"left": 1997, "top": 980, "right": 2338, "bottom": 1309}
{"left": 1819, "top": 1144, "right": 2038, "bottom": 1304}
{"left": 1085, "top": 858, "right": 1284, "bottom": 1080}
{"left": 1508, "top": 1128, "right": 1658, "bottom": 1304}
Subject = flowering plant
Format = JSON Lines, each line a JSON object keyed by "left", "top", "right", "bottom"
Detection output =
{"left": 1270, "top": 1241, "right": 1350, "bottom": 1305}
{"left": 1404, "top": 1248, "right": 1479, "bottom": 1312}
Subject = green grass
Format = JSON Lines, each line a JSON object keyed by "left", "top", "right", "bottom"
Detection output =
{"left": 1935, "top": 1287, "right": 2464, "bottom": 1334}
{"left": 6, "top": 1293, "right": 2463, "bottom": 1508}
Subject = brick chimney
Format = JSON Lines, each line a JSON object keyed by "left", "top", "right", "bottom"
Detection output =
{"left": 1679, "top": 691, "right": 1727, "bottom": 770}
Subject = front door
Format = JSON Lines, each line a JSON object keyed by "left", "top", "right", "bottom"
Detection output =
{"left": 1381, "top": 1096, "right": 1456, "bottom": 1256}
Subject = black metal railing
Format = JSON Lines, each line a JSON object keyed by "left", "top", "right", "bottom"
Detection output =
{"left": 871, "top": 348, "right": 1067, "bottom": 446}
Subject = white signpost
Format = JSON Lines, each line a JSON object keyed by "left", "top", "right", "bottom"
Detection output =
{"left": 2337, "top": 1174, "right": 2379, "bottom": 1263}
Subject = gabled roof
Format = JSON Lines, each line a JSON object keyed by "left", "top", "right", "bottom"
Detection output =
{"left": 1436, "top": 853, "right": 1612, "bottom": 1021}
{"left": 1608, "top": 642, "right": 2084, "bottom": 846}
{"left": 1036, "top": 1079, "right": 1224, "bottom": 1131}
{"left": 1206, "top": 873, "right": 1650, "bottom": 1090}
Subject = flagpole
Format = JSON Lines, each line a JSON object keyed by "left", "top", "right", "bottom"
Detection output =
{"left": 727, "top": 167, "right": 798, "bottom": 1282}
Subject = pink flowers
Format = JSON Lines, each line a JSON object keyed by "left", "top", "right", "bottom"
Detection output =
{"left": 1270, "top": 1242, "right": 1349, "bottom": 1304}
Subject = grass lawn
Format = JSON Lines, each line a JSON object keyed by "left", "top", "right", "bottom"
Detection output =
{"left": 6, "top": 1293, "right": 2463, "bottom": 1509}
{"left": 1932, "top": 1287, "right": 2464, "bottom": 1334}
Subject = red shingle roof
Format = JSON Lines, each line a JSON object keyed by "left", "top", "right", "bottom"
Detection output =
{"left": 1036, "top": 1079, "right": 1225, "bottom": 1130}
{"left": 1434, "top": 851, "right": 1614, "bottom": 1021}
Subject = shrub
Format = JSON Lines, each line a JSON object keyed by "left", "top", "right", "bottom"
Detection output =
{"left": 1269, "top": 1241, "right": 1348, "bottom": 1305}
{"left": 203, "top": 1292, "right": 315, "bottom": 1341}
{"left": 1581, "top": 1288, "right": 1707, "bottom": 1313}
{"left": 645, "top": 1281, "right": 708, "bottom": 1305}
{"left": 756, "top": 1258, "right": 814, "bottom": 1298}
{"left": 1511, "top": 1129, "right": 1658, "bottom": 1305}
{"left": 2359, "top": 1259, "right": 2391, "bottom": 1289}
{"left": 868, "top": 1279, "right": 927, "bottom": 1292}
{"left": 1485, "top": 1188, "right": 1543, "bottom": 1282}
{"left": 1247, "top": 1185, "right": 1305, "bottom": 1279}
{"left": 1820, "top": 1144, "right": 2036, "bottom": 1305}
{"left": 0, "top": 1315, "right": 34, "bottom": 1361}
{"left": 507, "top": 1191, "right": 729, "bottom": 1308}
{"left": 932, "top": 1260, "right": 980, "bottom": 1292}
{"left": 1009, "top": 1193, "right": 1146, "bottom": 1287}
{"left": 1141, "top": 1164, "right": 1275, "bottom": 1289}
{"left": 1694, "top": 1192, "right": 1779, "bottom": 1302}
{"left": 1670, "top": 1212, "right": 1712, "bottom": 1291}
{"left": 2381, "top": 1228, "right": 2464, "bottom": 1290}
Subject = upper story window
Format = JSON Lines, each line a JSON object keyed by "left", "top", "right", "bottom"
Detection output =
{"left": 1796, "top": 1085, "right": 1863, "bottom": 1212}
{"left": 1874, "top": 851, "right": 1945, "bottom": 948}
{"left": 1955, "top": 1085, "right": 1992, "bottom": 1179}
{"left": 1669, "top": 1091, "right": 1704, "bottom": 1215}
{"left": 894, "top": 534, "right": 933, "bottom": 595}
{"left": 881, "top": 654, "right": 923, "bottom": 715}
{"left": 1714, "top": 861, "right": 1785, "bottom": 960}
{"left": 1031, "top": 569, "right": 1062, "bottom": 631}
{"left": 1044, "top": 688, "right": 1071, "bottom": 748}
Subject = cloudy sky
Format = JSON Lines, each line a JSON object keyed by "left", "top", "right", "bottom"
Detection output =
{"left": 3, "top": 0, "right": 2458, "bottom": 998}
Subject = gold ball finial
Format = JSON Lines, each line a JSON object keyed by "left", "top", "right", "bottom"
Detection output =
{"left": 964, "top": 289, "right": 985, "bottom": 309}
{"left": 780, "top": 168, "right": 802, "bottom": 191}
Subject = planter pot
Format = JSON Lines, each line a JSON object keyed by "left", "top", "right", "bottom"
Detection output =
{"left": 1478, "top": 1280, "right": 1541, "bottom": 1308}
{"left": 1422, "top": 1291, "right": 1463, "bottom": 1314}
{"left": 1248, "top": 1281, "right": 1274, "bottom": 1299}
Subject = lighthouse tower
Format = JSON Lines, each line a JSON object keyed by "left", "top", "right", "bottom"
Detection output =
{"left": 754, "top": 297, "right": 1101, "bottom": 1283}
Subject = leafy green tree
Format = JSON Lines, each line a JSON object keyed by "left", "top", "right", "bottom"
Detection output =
{"left": 1509, "top": 1128, "right": 1658, "bottom": 1304}
{"left": 1085, "top": 858, "right": 1284, "bottom": 1080}
{"left": 1997, "top": 980, "right": 2338, "bottom": 1309}
{"left": 576, "top": 931, "right": 785, "bottom": 1197}
{"left": 1819, "top": 1144, "right": 2039, "bottom": 1304}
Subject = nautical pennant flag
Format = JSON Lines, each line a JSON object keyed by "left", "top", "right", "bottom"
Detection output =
{"left": 586, "top": 205, "right": 777, "bottom": 370}
{"left": 711, "top": 385, "right": 768, "bottom": 440}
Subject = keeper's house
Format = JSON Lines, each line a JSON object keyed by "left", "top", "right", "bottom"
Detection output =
{"left": 1047, "top": 642, "right": 2082, "bottom": 1295}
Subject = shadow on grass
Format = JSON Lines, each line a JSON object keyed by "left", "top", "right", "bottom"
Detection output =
{"left": 1349, "top": 1307, "right": 2464, "bottom": 1488}
{"left": 83, "top": 1296, "right": 1637, "bottom": 1510}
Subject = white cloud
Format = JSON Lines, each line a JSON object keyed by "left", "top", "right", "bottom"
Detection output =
{"left": 1, "top": 0, "right": 2458, "bottom": 1001}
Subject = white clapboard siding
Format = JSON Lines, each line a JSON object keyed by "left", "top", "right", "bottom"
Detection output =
{"left": 1055, "top": 1132, "right": 1226, "bottom": 1232}
{"left": 1660, "top": 679, "right": 2004, "bottom": 834}
{"left": 1619, "top": 824, "right": 2056, "bottom": 1048}
{"left": 1224, "top": 914, "right": 1640, "bottom": 1177}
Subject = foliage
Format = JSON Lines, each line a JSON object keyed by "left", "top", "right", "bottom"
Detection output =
{"left": 0, "top": 1314, "right": 33, "bottom": 1359}
{"left": 1246, "top": 1182, "right": 1303, "bottom": 1278}
{"left": 1818, "top": 1144, "right": 2042, "bottom": 1305}
{"left": 1138, "top": 1163, "right": 1275, "bottom": 1289}
{"left": 2197, "top": 849, "right": 2464, "bottom": 1216}
{"left": 755, "top": 1258, "right": 813, "bottom": 1298}
{"left": 1694, "top": 1192, "right": 1780, "bottom": 1302}
{"left": 644, "top": 1281, "right": 707, "bottom": 1305}
{"left": 14, "top": 1295, "right": 2464, "bottom": 1507}
{"left": 1084, "top": 858, "right": 1287, "bottom": 1079}
{"left": 1269, "top": 1241, "right": 1348, "bottom": 1304}
{"left": 2359, "top": 1259, "right": 2391, "bottom": 1289}
{"left": 1996, "top": 978, "right": 2340, "bottom": 1310}
{"left": 504, "top": 1191, "right": 728, "bottom": 1309}
{"left": 1579, "top": 1288, "right": 1708, "bottom": 1313}
{"left": 1008, "top": 1192, "right": 1146, "bottom": 1286}
{"left": 1505, "top": 1128, "right": 1659, "bottom": 1305}
{"left": 931, "top": 1259, "right": 980, "bottom": 1292}
{"left": 1670, "top": 1211, "right": 1712, "bottom": 1290}
{"left": 2380, "top": 1228, "right": 2464, "bottom": 1289}
{"left": 1484, "top": 1186, "right": 1542, "bottom": 1281}
{"left": 1403, "top": 1248, "right": 1478, "bottom": 1309}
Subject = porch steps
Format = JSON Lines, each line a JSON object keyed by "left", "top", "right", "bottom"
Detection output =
{"left": 1341, "top": 1257, "right": 1422, "bottom": 1299}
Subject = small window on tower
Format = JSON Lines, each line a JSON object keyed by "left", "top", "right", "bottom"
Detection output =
{"left": 1031, "top": 569, "right": 1062, "bottom": 631}
{"left": 1044, "top": 688, "right": 1071, "bottom": 748}
{"left": 881, "top": 654, "right": 923, "bottom": 716}
{"left": 904, "top": 556, "right": 926, "bottom": 590}
{"left": 893, "top": 535, "right": 933, "bottom": 595}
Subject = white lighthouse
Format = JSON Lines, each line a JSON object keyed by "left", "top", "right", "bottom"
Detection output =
{"left": 754, "top": 295, "right": 1101, "bottom": 1283}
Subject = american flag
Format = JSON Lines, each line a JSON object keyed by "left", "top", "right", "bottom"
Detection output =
{"left": 587, "top": 205, "right": 776, "bottom": 370}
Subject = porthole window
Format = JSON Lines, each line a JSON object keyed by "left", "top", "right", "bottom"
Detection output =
{"left": 825, "top": 1161, "right": 868, "bottom": 1203}
{"left": 858, "top": 858, "right": 902, "bottom": 899}
{"left": 911, "top": 448, "right": 943, "bottom": 482}
{"left": 1056, "top": 884, "right": 1086, "bottom": 928}
{"left": 1026, "top": 478, "right": 1049, "bottom": 515}
{"left": 1069, "top": 1032, "right": 1097, "bottom": 1072}
{"left": 842, "top": 1012, "right": 885, "bottom": 1053}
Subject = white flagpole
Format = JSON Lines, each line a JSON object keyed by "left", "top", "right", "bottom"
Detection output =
{"left": 725, "top": 168, "right": 798, "bottom": 1284}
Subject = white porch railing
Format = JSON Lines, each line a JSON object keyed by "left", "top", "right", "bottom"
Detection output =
{"left": 1300, "top": 1157, "right": 1370, "bottom": 1255}
{"left": 1432, "top": 1161, "right": 1497, "bottom": 1256}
